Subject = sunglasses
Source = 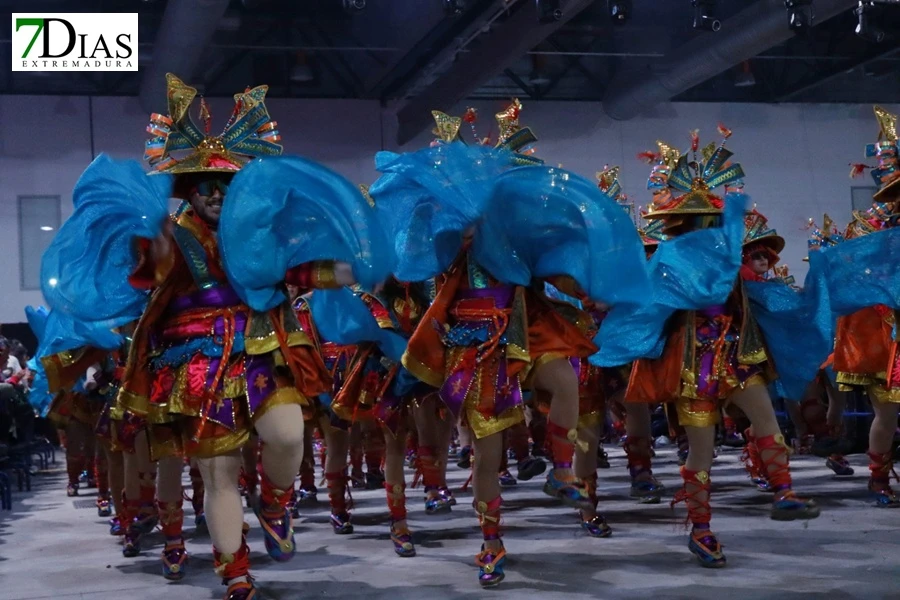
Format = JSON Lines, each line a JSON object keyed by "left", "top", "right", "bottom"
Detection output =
{"left": 193, "top": 179, "right": 230, "bottom": 197}
{"left": 749, "top": 251, "right": 769, "bottom": 261}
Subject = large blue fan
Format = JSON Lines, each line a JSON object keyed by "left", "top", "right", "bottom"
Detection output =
{"left": 475, "top": 166, "right": 651, "bottom": 305}
{"left": 744, "top": 255, "right": 833, "bottom": 401}
{"left": 813, "top": 227, "right": 900, "bottom": 315}
{"left": 41, "top": 155, "right": 170, "bottom": 327}
{"left": 369, "top": 142, "right": 513, "bottom": 282}
{"left": 219, "top": 156, "right": 395, "bottom": 312}
{"left": 591, "top": 192, "right": 746, "bottom": 366}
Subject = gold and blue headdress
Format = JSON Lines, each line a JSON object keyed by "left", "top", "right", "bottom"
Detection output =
{"left": 144, "top": 73, "right": 282, "bottom": 175}
{"left": 853, "top": 106, "right": 900, "bottom": 203}
{"left": 804, "top": 214, "right": 843, "bottom": 259}
{"left": 743, "top": 207, "right": 785, "bottom": 253}
{"left": 597, "top": 165, "right": 667, "bottom": 248}
{"left": 642, "top": 125, "right": 744, "bottom": 219}
{"left": 430, "top": 98, "right": 543, "bottom": 166}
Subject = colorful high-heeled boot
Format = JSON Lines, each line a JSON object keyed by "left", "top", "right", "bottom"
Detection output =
{"left": 673, "top": 467, "right": 725, "bottom": 568}
{"left": 385, "top": 482, "right": 416, "bottom": 557}
{"left": 498, "top": 469, "right": 517, "bottom": 488}
{"left": 625, "top": 436, "right": 664, "bottom": 504}
{"left": 215, "top": 543, "right": 257, "bottom": 600}
{"left": 579, "top": 473, "right": 612, "bottom": 538}
{"left": 158, "top": 500, "right": 188, "bottom": 580}
{"left": 257, "top": 472, "right": 296, "bottom": 562}
{"left": 475, "top": 496, "right": 506, "bottom": 587}
{"left": 867, "top": 450, "right": 900, "bottom": 507}
{"left": 741, "top": 428, "right": 771, "bottom": 492}
{"left": 826, "top": 454, "right": 854, "bottom": 476}
{"left": 757, "top": 433, "right": 820, "bottom": 520}
{"left": 419, "top": 446, "right": 452, "bottom": 515}
{"left": 96, "top": 493, "right": 112, "bottom": 517}
{"left": 543, "top": 421, "right": 592, "bottom": 510}
{"left": 66, "top": 453, "right": 84, "bottom": 497}
{"left": 109, "top": 516, "right": 124, "bottom": 536}
{"left": 326, "top": 470, "right": 354, "bottom": 534}
{"left": 122, "top": 499, "right": 143, "bottom": 557}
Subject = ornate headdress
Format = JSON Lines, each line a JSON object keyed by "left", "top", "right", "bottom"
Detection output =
{"left": 851, "top": 106, "right": 900, "bottom": 203}
{"left": 638, "top": 214, "right": 668, "bottom": 248}
{"left": 144, "top": 73, "right": 282, "bottom": 175}
{"left": 597, "top": 165, "right": 666, "bottom": 248}
{"left": 430, "top": 98, "right": 543, "bottom": 166}
{"left": 803, "top": 214, "right": 844, "bottom": 260}
{"left": 641, "top": 125, "right": 744, "bottom": 219}
{"left": 743, "top": 207, "right": 785, "bottom": 253}
{"left": 844, "top": 201, "right": 900, "bottom": 239}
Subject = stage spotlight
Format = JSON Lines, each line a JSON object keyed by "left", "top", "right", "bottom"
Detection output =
{"left": 608, "top": 0, "right": 632, "bottom": 24}
{"left": 692, "top": 0, "right": 721, "bottom": 32}
{"left": 785, "top": 0, "right": 814, "bottom": 32}
{"left": 342, "top": 0, "right": 366, "bottom": 13}
{"left": 855, "top": 1, "right": 885, "bottom": 42}
{"left": 443, "top": 0, "right": 466, "bottom": 14}
{"left": 536, "top": 0, "right": 563, "bottom": 23}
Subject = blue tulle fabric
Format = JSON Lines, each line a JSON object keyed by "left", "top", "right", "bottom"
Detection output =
{"left": 26, "top": 305, "right": 120, "bottom": 414}
{"left": 40, "top": 154, "right": 170, "bottom": 328}
{"left": 370, "top": 142, "right": 512, "bottom": 282}
{"left": 307, "top": 287, "right": 407, "bottom": 362}
{"left": 814, "top": 227, "right": 900, "bottom": 314}
{"left": 744, "top": 263, "right": 833, "bottom": 401}
{"left": 474, "top": 166, "right": 651, "bottom": 304}
{"left": 219, "top": 156, "right": 395, "bottom": 312}
{"left": 591, "top": 192, "right": 747, "bottom": 366}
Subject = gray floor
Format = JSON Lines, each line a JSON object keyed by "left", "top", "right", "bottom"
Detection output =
{"left": 2, "top": 446, "right": 899, "bottom": 600}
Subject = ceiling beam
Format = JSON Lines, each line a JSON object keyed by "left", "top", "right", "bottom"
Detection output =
{"left": 394, "top": 0, "right": 596, "bottom": 146}
{"left": 776, "top": 46, "right": 900, "bottom": 102}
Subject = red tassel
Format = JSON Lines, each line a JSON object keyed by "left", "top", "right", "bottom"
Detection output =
{"left": 637, "top": 151, "right": 661, "bottom": 164}
{"left": 717, "top": 122, "right": 732, "bottom": 139}
{"left": 690, "top": 129, "right": 700, "bottom": 152}
{"left": 463, "top": 107, "right": 478, "bottom": 123}
{"left": 849, "top": 163, "right": 871, "bottom": 179}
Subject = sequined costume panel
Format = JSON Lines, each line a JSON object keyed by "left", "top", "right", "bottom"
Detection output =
{"left": 118, "top": 209, "right": 330, "bottom": 459}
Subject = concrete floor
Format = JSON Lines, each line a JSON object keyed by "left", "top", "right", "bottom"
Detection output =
{"left": 2, "top": 446, "right": 899, "bottom": 600}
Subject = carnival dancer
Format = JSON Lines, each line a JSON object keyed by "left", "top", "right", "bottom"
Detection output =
{"left": 595, "top": 129, "right": 820, "bottom": 569}
{"left": 830, "top": 106, "right": 900, "bottom": 507}
{"left": 40, "top": 74, "right": 391, "bottom": 600}
{"left": 374, "top": 104, "right": 650, "bottom": 586}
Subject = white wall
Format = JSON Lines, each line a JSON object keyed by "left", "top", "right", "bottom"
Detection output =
{"left": 0, "top": 95, "right": 880, "bottom": 325}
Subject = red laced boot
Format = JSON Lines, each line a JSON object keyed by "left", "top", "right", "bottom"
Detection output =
{"left": 385, "top": 481, "right": 415, "bottom": 557}
{"left": 740, "top": 427, "right": 771, "bottom": 492}
{"left": 624, "top": 436, "right": 664, "bottom": 503}
{"left": 672, "top": 467, "right": 725, "bottom": 568}
{"left": 579, "top": 472, "right": 611, "bottom": 538}
{"left": 158, "top": 499, "right": 188, "bottom": 580}
{"left": 418, "top": 445, "right": 453, "bottom": 514}
{"left": 215, "top": 543, "right": 257, "bottom": 600}
{"left": 475, "top": 496, "right": 506, "bottom": 587}
{"left": 257, "top": 469, "right": 296, "bottom": 561}
{"left": 542, "top": 420, "right": 591, "bottom": 509}
{"left": 867, "top": 450, "right": 900, "bottom": 507}
{"left": 757, "top": 433, "right": 820, "bottom": 520}
{"left": 326, "top": 470, "right": 354, "bottom": 534}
